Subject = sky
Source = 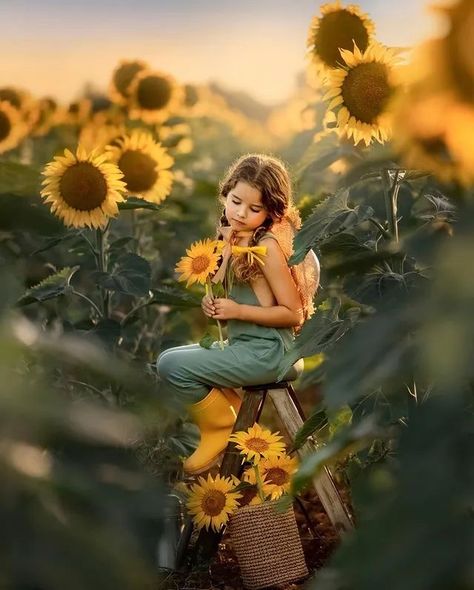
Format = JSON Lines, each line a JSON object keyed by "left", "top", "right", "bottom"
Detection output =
{"left": 0, "top": 0, "right": 443, "bottom": 106}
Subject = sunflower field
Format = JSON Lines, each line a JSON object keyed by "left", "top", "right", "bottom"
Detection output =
{"left": 0, "top": 1, "right": 472, "bottom": 589}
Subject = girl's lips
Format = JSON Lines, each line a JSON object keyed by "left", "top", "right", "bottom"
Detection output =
{"left": 232, "top": 219, "right": 245, "bottom": 226}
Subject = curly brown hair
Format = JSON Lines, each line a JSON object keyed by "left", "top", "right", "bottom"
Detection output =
{"left": 216, "top": 153, "right": 293, "bottom": 282}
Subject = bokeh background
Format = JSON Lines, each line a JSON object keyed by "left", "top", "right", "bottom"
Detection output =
{"left": 2, "top": 0, "right": 437, "bottom": 105}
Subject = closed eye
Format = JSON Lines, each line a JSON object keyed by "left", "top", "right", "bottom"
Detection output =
{"left": 232, "top": 198, "right": 262, "bottom": 213}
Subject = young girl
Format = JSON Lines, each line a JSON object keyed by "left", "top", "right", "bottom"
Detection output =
{"left": 157, "top": 154, "right": 320, "bottom": 474}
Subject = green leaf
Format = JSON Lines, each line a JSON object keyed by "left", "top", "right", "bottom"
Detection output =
{"left": 0, "top": 194, "right": 64, "bottom": 234}
{"left": 17, "top": 266, "right": 79, "bottom": 306}
{"left": 289, "top": 406, "right": 327, "bottom": 452}
{"left": 96, "top": 253, "right": 151, "bottom": 297}
{"left": 118, "top": 197, "right": 163, "bottom": 211}
{"left": 0, "top": 160, "right": 42, "bottom": 197}
{"left": 289, "top": 189, "right": 374, "bottom": 265}
{"left": 84, "top": 318, "right": 121, "bottom": 350}
{"left": 277, "top": 305, "right": 360, "bottom": 381}
{"left": 291, "top": 417, "right": 381, "bottom": 496}
{"left": 199, "top": 332, "right": 215, "bottom": 349}
{"left": 149, "top": 286, "right": 201, "bottom": 308}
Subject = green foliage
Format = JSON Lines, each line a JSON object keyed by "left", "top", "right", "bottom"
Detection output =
{"left": 95, "top": 253, "right": 151, "bottom": 297}
{"left": 18, "top": 266, "right": 79, "bottom": 306}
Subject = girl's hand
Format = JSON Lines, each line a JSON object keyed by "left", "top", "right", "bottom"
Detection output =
{"left": 201, "top": 294, "right": 216, "bottom": 318}
{"left": 212, "top": 298, "right": 241, "bottom": 321}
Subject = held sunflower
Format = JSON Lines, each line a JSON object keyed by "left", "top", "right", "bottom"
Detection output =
{"left": 229, "top": 423, "right": 286, "bottom": 464}
{"left": 186, "top": 473, "right": 241, "bottom": 532}
{"left": 323, "top": 43, "right": 398, "bottom": 146}
{"left": 175, "top": 238, "right": 220, "bottom": 287}
{"left": 41, "top": 146, "right": 126, "bottom": 229}
{"left": 127, "top": 70, "right": 184, "bottom": 124}
{"left": 108, "top": 59, "right": 149, "bottom": 105}
{"left": 307, "top": 1, "right": 375, "bottom": 75}
{"left": 105, "top": 130, "right": 174, "bottom": 203}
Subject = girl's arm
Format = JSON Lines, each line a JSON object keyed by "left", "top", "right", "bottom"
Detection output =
{"left": 238, "top": 237, "right": 303, "bottom": 328}
{"left": 212, "top": 237, "right": 303, "bottom": 328}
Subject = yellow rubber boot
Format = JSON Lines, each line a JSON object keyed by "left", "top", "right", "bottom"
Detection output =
{"left": 184, "top": 387, "right": 242, "bottom": 475}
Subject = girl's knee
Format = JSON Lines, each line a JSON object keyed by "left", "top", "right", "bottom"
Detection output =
{"left": 156, "top": 350, "right": 175, "bottom": 379}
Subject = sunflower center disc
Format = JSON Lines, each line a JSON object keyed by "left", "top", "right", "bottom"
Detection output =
{"left": 137, "top": 76, "right": 172, "bottom": 110}
{"left": 419, "top": 136, "right": 452, "bottom": 162}
{"left": 240, "top": 486, "right": 258, "bottom": 506}
{"left": 59, "top": 162, "right": 108, "bottom": 211}
{"left": 0, "top": 88, "right": 21, "bottom": 109}
{"left": 315, "top": 10, "right": 370, "bottom": 68}
{"left": 342, "top": 62, "right": 391, "bottom": 124}
{"left": 114, "top": 62, "right": 145, "bottom": 97}
{"left": 0, "top": 111, "right": 11, "bottom": 141}
{"left": 118, "top": 150, "right": 158, "bottom": 192}
{"left": 191, "top": 255, "right": 211, "bottom": 273}
{"left": 246, "top": 437, "right": 269, "bottom": 453}
{"left": 265, "top": 467, "right": 289, "bottom": 486}
{"left": 201, "top": 490, "right": 226, "bottom": 516}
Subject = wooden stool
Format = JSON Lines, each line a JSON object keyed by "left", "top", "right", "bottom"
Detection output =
{"left": 176, "top": 360, "right": 354, "bottom": 568}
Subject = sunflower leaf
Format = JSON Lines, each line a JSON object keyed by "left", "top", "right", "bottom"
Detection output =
{"left": 17, "top": 266, "right": 80, "bottom": 306}
{"left": 290, "top": 417, "right": 381, "bottom": 496}
{"left": 118, "top": 197, "right": 163, "bottom": 211}
{"left": 289, "top": 406, "right": 327, "bottom": 453}
{"left": 289, "top": 189, "right": 374, "bottom": 265}
{"left": 277, "top": 306, "right": 359, "bottom": 381}
{"left": 199, "top": 332, "right": 215, "bottom": 349}
{"left": 95, "top": 253, "right": 151, "bottom": 297}
{"left": 0, "top": 161, "right": 42, "bottom": 197}
{"left": 149, "top": 287, "right": 201, "bottom": 308}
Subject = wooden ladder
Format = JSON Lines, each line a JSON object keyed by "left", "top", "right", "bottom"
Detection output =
{"left": 176, "top": 380, "right": 354, "bottom": 568}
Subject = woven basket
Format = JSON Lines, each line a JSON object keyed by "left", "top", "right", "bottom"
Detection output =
{"left": 228, "top": 501, "right": 308, "bottom": 589}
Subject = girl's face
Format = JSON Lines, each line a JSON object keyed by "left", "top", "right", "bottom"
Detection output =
{"left": 225, "top": 181, "right": 269, "bottom": 231}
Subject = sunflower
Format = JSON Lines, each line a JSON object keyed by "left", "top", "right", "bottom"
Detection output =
{"left": 307, "top": 1, "right": 375, "bottom": 76}
{"left": 393, "top": 87, "right": 474, "bottom": 185}
{"left": 109, "top": 59, "right": 148, "bottom": 105}
{"left": 0, "top": 86, "right": 30, "bottom": 111}
{"left": 0, "top": 101, "right": 27, "bottom": 154}
{"left": 175, "top": 239, "right": 220, "bottom": 287}
{"left": 32, "top": 97, "right": 59, "bottom": 137}
{"left": 41, "top": 145, "right": 127, "bottom": 229}
{"left": 435, "top": 0, "right": 474, "bottom": 104}
{"left": 186, "top": 473, "right": 241, "bottom": 531}
{"left": 258, "top": 454, "right": 298, "bottom": 500}
{"left": 105, "top": 130, "right": 174, "bottom": 203}
{"left": 229, "top": 423, "right": 286, "bottom": 464}
{"left": 323, "top": 43, "right": 398, "bottom": 146}
{"left": 79, "top": 120, "right": 127, "bottom": 153}
{"left": 231, "top": 474, "right": 263, "bottom": 507}
{"left": 128, "top": 70, "right": 184, "bottom": 124}
{"left": 64, "top": 98, "right": 92, "bottom": 126}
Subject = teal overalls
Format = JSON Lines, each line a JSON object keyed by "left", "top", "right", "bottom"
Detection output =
{"left": 156, "top": 233, "right": 295, "bottom": 405}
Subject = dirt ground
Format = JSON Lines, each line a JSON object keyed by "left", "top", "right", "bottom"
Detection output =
{"left": 158, "top": 487, "right": 344, "bottom": 590}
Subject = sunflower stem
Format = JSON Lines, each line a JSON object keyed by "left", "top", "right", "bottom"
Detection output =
{"left": 206, "top": 278, "right": 224, "bottom": 350}
{"left": 70, "top": 288, "right": 103, "bottom": 318}
{"left": 382, "top": 169, "right": 405, "bottom": 274}
{"left": 96, "top": 225, "right": 111, "bottom": 318}
{"left": 80, "top": 230, "right": 99, "bottom": 264}
{"left": 382, "top": 169, "right": 402, "bottom": 243}
{"left": 253, "top": 464, "right": 266, "bottom": 503}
